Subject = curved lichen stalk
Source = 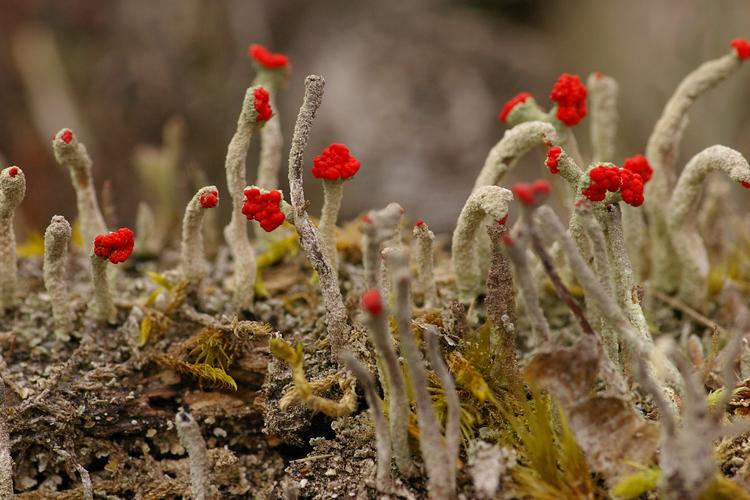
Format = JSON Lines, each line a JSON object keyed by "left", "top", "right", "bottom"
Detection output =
{"left": 287, "top": 75, "right": 350, "bottom": 355}
{"left": 52, "top": 129, "right": 108, "bottom": 248}
{"left": 472, "top": 121, "right": 558, "bottom": 190}
{"left": 452, "top": 186, "right": 513, "bottom": 303}
{"left": 180, "top": 186, "right": 219, "bottom": 284}
{"left": 0, "top": 166, "right": 25, "bottom": 313}
{"left": 223, "top": 85, "right": 268, "bottom": 310}
{"left": 44, "top": 215, "right": 74, "bottom": 339}
{"left": 666, "top": 145, "right": 750, "bottom": 306}
{"left": 645, "top": 43, "right": 748, "bottom": 290}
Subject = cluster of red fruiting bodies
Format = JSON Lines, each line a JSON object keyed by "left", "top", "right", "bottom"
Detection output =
{"left": 580, "top": 155, "right": 653, "bottom": 207}
{"left": 253, "top": 88, "right": 273, "bottom": 122}
{"left": 94, "top": 228, "right": 135, "bottom": 264}
{"left": 498, "top": 74, "right": 587, "bottom": 127}
{"left": 248, "top": 43, "right": 290, "bottom": 69}
{"left": 312, "top": 144, "right": 361, "bottom": 180}
{"left": 242, "top": 188, "right": 286, "bottom": 232}
{"left": 199, "top": 190, "right": 219, "bottom": 209}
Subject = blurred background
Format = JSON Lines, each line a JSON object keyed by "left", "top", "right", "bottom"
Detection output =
{"left": 1, "top": 0, "right": 749, "bottom": 236}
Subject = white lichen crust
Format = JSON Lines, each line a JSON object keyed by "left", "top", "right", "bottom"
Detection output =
{"left": 180, "top": 186, "right": 218, "bottom": 284}
{"left": 52, "top": 130, "right": 108, "bottom": 249}
{"left": 472, "top": 121, "right": 557, "bottom": 190}
{"left": 452, "top": 186, "right": 513, "bottom": 303}
{"left": 645, "top": 48, "right": 745, "bottom": 291}
{"left": 0, "top": 166, "right": 26, "bottom": 313}
{"left": 44, "top": 215, "right": 74, "bottom": 338}
{"left": 175, "top": 411, "right": 211, "bottom": 500}
{"left": 224, "top": 86, "right": 264, "bottom": 310}
{"left": 666, "top": 145, "right": 750, "bottom": 306}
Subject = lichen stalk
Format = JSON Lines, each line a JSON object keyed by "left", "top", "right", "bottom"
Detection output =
{"left": 0, "top": 166, "right": 25, "bottom": 313}
{"left": 587, "top": 72, "right": 619, "bottom": 162}
{"left": 340, "top": 352, "right": 392, "bottom": 492}
{"left": 485, "top": 223, "right": 520, "bottom": 393}
{"left": 387, "top": 251, "right": 454, "bottom": 499}
{"left": 90, "top": 227, "right": 133, "bottom": 324}
{"left": 501, "top": 224, "right": 550, "bottom": 345}
{"left": 597, "top": 205, "right": 651, "bottom": 343}
{"left": 175, "top": 411, "right": 211, "bottom": 500}
{"left": 472, "top": 121, "right": 558, "bottom": 190}
{"left": 0, "top": 381, "right": 14, "bottom": 499}
{"left": 666, "top": 145, "right": 750, "bottom": 306}
{"left": 534, "top": 206, "right": 680, "bottom": 389}
{"left": 319, "top": 179, "right": 343, "bottom": 275}
{"left": 44, "top": 215, "right": 74, "bottom": 338}
{"left": 575, "top": 204, "right": 618, "bottom": 362}
{"left": 645, "top": 47, "right": 746, "bottom": 291}
{"left": 252, "top": 63, "right": 288, "bottom": 191}
{"left": 413, "top": 221, "right": 438, "bottom": 307}
{"left": 287, "top": 75, "right": 350, "bottom": 354}
{"left": 90, "top": 254, "right": 117, "bottom": 324}
{"left": 180, "top": 186, "right": 219, "bottom": 284}
{"left": 255, "top": 86, "right": 284, "bottom": 191}
{"left": 361, "top": 286, "right": 413, "bottom": 479}
{"left": 425, "top": 328, "right": 460, "bottom": 494}
{"left": 52, "top": 129, "right": 107, "bottom": 249}
{"left": 452, "top": 186, "right": 513, "bottom": 304}
{"left": 224, "top": 86, "right": 265, "bottom": 310}
{"left": 362, "top": 203, "right": 403, "bottom": 290}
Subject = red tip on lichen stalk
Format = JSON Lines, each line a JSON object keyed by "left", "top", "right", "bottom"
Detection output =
{"left": 247, "top": 43, "right": 290, "bottom": 69}
{"left": 499, "top": 92, "right": 533, "bottom": 123}
{"left": 361, "top": 288, "right": 383, "bottom": 316}
{"left": 501, "top": 233, "right": 514, "bottom": 246}
{"left": 61, "top": 129, "right": 73, "bottom": 143}
{"left": 623, "top": 155, "right": 653, "bottom": 184}
{"left": 741, "top": 181, "right": 750, "bottom": 189}
{"left": 550, "top": 73, "right": 587, "bottom": 126}
{"left": 8, "top": 166, "right": 18, "bottom": 177}
{"left": 512, "top": 180, "right": 551, "bottom": 206}
{"left": 312, "top": 144, "right": 361, "bottom": 180}
{"left": 498, "top": 214, "right": 508, "bottom": 225}
{"left": 253, "top": 87, "right": 273, "bottom": 122}
{"left": 94, "top": 228, "right": 134, "bottom": 264}
{"left": 545, "top": 146, "right": 562, "bottom": 174}
{"left": 199, "top": 190, "right": 219, "bottom": 208}
{"left": 242, "top": 187, "right": 285, "bottom": 232}
{"left": 731, "top": 38, "right": 750, "bottom": 61}
{"left": 415, "top": 219, "right": 425, "bottom": 227}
